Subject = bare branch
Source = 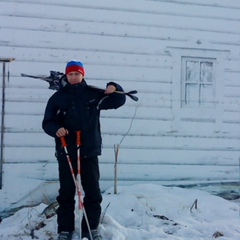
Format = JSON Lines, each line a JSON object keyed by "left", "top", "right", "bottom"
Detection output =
{"left": 113, "top": 103, "right": 140, "bottom": 194}
{"left": 190, "top": 199, "right": 198, "bottom": 212}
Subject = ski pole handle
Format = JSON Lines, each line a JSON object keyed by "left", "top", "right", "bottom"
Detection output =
{"left": 76, "top": 131, "right": 81, "bottom": 146}
{"left": 60, "top": 136, "right": 67, "bottom": 147}
{"left": 88, "top": 85, "right": 139, "bottom": 102}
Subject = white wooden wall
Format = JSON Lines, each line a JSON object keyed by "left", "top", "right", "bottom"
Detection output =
{"left": 0, "top": 0, "right": 239, "bottom": 210}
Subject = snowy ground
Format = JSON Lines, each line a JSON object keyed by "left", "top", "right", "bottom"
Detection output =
{"left": 0, "top": 183, "right": 239, "bottom": 240}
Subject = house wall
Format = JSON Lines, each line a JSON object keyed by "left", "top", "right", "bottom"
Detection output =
{"left": 0, "top": 0, "right": 239, "bottom": 210}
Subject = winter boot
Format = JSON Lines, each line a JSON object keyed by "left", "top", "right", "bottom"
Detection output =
{"left": 58, "top": 231, "right": 73, "bottom": 240}
{"left": 82, "top": 229, "right": 102, "bottom": 240}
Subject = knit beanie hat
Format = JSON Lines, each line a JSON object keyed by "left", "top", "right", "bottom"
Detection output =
{"left": 65, "top": 60, "right": 85, "bottom": 76}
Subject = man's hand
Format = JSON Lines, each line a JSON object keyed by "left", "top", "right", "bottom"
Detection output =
{"left": 105, "top": 85, "right": 116, "bottom": 94}
{"left": 56, "top": 127, "right": 69, "bottom": 137}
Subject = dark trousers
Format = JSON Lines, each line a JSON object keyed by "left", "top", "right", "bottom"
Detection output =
{"left": 56, "top": 154, "right": 102, "bottom": 234}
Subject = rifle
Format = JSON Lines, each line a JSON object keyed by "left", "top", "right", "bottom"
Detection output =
{"left": 21, "top": 71, "right": 138, "bottom": 101}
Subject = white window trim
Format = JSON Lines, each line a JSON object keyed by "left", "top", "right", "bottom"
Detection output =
{"left": 167, "top": 47, "right": 229, "bottom": 133}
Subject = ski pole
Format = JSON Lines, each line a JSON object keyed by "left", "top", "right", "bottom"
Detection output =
{"left": 60, "top": 136, "right": 93, "bottom": 240}
{"left": 60, "top": 137, "right": 83, "bottom": 239}
{"left": 76, "top": 131, "right": 93, "bottom": 240}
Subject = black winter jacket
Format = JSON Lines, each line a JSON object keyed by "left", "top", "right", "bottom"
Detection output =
{"left": 42, "top": 80, "right": 126, "bottom": 159}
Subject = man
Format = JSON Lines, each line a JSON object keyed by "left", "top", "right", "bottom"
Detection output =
{"left": 42, "top": 60, "right": 126, "bottom": 240}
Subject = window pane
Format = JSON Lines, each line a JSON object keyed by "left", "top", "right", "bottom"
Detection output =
{"left": 186, "top": 61, "right": 199, "bottom": 82}
{"left": 185, "top": 83, "right": 199, "bottom": 106}
{"left": 200, "top": 84, "right": 214, "bottom": 107}
{"left": 200, "top": 62, "right": 213, "bottom": 83}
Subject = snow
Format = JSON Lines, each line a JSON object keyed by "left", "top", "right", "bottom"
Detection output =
{"left": 0, "top": 1, "right": 239, "bottom": 239}
{"left": 0, "top": 183, "right": 239, "bottom": 240}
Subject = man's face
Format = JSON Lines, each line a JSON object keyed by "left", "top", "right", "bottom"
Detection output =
{"left": 66, "top": 71, "right": 83, "bottom": 85}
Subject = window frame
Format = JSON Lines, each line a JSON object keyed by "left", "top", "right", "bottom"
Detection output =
{"left": 167, "top": 46, "right": 229, "bottom": 133}
{"left": 181, "top": 56, "right": 216, "bottom": 108}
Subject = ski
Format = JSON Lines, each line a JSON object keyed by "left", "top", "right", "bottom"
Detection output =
{"left": 21, "top": 72, "right": 64, "bottom": 90}
{"left": 21, "top": 72, "right": 138, "bottom": 101}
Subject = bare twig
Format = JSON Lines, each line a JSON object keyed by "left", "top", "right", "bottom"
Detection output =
{"left": 119, "top": 104, "right": 139, "bottom": 146}
{"left": 100, "top": 202, "right": 111, "bottom": 224}
{"left": 190, "top": 199, "right": 198, "bottom": 212}
{"left": 113, "top": 104, "right": 139, "bottom": 194}
{"left": 212, "top": 231, "right": 224, "bottom": 238}
{"left": 114, "top": 144, "right": 119, "bottom": 194}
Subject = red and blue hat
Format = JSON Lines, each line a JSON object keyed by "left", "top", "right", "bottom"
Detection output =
{"left": 65, "top": 60, "right": 85, "bottom": 76}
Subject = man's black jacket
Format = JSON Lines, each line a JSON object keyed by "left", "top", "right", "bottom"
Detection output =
{"left": 42, "top": 80, "right": 126, "bottom": 159}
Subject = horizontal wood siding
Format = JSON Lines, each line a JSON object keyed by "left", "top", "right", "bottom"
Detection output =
{"left": 0, "top": 0, "right": 239, "bottom": 209}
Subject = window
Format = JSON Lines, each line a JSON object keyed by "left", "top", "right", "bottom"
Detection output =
{"left": 168, "top": 46, "right": 228, "bottom": 132}
{"left": 181, "top": 57, "right": 216, "bottom": 108}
